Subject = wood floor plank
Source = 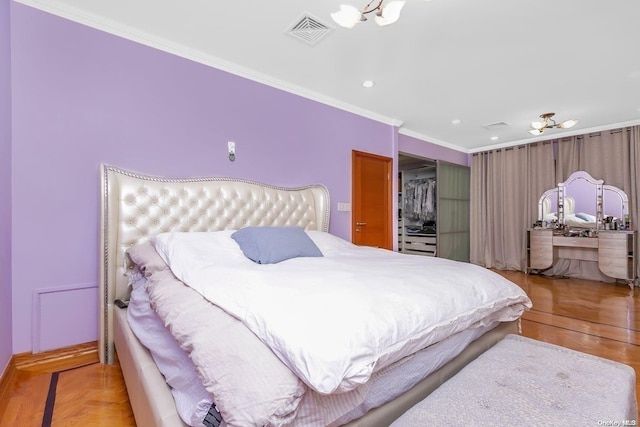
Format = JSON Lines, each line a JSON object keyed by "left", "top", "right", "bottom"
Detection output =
{"left": 52, "top": 363, "right": 135, "bottom": 427}
{"left": 0, "top": 369, "right": 50, "bottom": 427}
{"left": 522, "top": 310, "right": 640, "bottom": 346}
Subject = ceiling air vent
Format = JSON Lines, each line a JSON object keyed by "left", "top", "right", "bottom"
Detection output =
{"left": 483, "top": 121, "right": 510, "bottom": 131}
{"left": 287, "top": 14, "right": 332, "bottom": 46}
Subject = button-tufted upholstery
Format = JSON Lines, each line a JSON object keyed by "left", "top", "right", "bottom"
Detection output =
{"left": 99, "top": 164, "right": 330, "bottom": 363}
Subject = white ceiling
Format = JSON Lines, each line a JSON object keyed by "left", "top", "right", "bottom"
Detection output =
{"left": 19, "top": 0, "right": 640, "bottom": 152}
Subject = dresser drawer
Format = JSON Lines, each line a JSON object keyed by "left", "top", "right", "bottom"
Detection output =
{"left": 405, "top": 235, "right": 437, "bottom": 245}
{"left": 553, "top": 236, "right": 598, "bottom": 248}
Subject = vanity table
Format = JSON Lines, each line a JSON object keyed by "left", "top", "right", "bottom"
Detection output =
{"left": 527, "top": 171, "right": 637, "bottom": 287}
{"left": 527, "top": 229, "right": 636, "bottom": 285}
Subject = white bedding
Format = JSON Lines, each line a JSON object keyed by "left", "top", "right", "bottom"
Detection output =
{"left": 127, "top": 270, "right": 213, "bottom": 426}
{"left": 126, "top": 278, "right": 501, "bottom": 426}
{"left": 152, "top": 230, "right": 532, "bottom": 394}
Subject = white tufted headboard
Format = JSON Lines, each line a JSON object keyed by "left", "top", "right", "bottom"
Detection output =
{"left": 99, "top": 164, "right": 330, "bottom": 363}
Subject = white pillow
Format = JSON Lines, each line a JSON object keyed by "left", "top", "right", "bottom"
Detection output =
{"left": 305, "top": 230, "right": 357, "bottom": 255}
{"left": 151, "top": 230, "right": 250, "bottom": 271}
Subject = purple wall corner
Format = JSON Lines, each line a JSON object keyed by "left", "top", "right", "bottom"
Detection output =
{"left": 0, "top": 0, "right": 13, "bottom": 375}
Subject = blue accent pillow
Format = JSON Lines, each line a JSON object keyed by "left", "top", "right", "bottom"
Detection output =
{"left": 231, "top": 227, "right": 323, "bottom": 264}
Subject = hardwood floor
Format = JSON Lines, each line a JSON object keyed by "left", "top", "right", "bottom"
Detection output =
{"left": 0, "top": 344, "right": 135, "bottom": 427}
{"left": 0, "top": 271, "right": 638, "bottom": 426}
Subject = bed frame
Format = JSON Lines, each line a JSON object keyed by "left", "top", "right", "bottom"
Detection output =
{"left": 99, "top": 164, "right": 518, "bottom": 426}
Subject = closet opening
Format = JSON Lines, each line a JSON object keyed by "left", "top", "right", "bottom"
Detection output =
{"left": 398, "top": 154, "right": 437, "bottom": 256}
{"left": 398, "top": 153, "right": 471, "bottom": 262}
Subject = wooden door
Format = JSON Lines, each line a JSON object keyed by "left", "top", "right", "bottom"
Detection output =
{"left": 352, "top": 150, "right": 392, "bottom": 249}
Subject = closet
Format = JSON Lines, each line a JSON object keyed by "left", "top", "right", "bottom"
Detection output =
{"left": 400, "top": 165, "right": 437, "bottom": 256}
{"left": 399, "top": 156, "right": 470, "bottom": 262}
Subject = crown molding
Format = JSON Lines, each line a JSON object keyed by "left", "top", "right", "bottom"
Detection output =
{"left": 469, "top": 118, "right": 640, "bottom": 153}
{"left": 398, "top": 127, "right": 471, "bottom": 154}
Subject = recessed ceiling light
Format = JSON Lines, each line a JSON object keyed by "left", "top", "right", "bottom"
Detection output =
{"left": 362, "top": 80, "right": 375, "bottom": 88}
{"left": 490, "top": 136, "right": 499, "bottom": 141}
{"left": 451, "top": 119, "right": 462, "bottom": 125}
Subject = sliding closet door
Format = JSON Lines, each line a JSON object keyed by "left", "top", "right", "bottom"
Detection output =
{"left": 437, "top": 161, "right": 471, "bottom": 262}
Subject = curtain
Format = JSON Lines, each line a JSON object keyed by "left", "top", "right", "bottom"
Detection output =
{"left": 470, "top": 143, "right": 554, "bottom": 270}
{"left": 628, "top": 127, "right": 640, "bottom": 281}
{"left": 527, "top": 142, "right": 556, "bottom": 222}
{"left": 555, "top": 136, "right": 580, "bottom": 182}
{"left": 470, "top": 153, "right": 488, "bottom": 266}
{"left": 580, "top": 130, "right": 630, "bottom": 189}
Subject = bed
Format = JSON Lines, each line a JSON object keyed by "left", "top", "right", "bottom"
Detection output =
{"left": 99, "top": 164, "right": 531, "bottom": 427}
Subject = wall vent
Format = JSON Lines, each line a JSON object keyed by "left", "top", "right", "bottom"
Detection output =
{"left": 483, "top": 121, "right": 510, "bottom": 130}
{"left": 287, "top": 14, "right": 332, "bottom": 46}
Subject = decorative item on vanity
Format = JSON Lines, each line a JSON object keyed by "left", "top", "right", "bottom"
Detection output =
{"left": 528, "top": 112, "right": 579, "bottom": 136}
{"left": 527, "top": 171, "right": 637, "bottom": 287}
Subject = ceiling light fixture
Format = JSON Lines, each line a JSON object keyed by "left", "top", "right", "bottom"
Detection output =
{"left": 331, "top": 0, "right": 406, "bottom": 29}
{"left": 528, "top": 112, "right": 579, "bottom": 136}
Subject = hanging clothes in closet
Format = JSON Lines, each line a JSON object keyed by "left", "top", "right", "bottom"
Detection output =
{"left": 403, "top": 178, "right": 436, "bottom": 222}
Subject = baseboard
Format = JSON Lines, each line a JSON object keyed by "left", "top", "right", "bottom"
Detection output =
{"left": 5, "top": 341, "right": 99, "bottom": 376}
{"left": 0, "top": 355, "right": 17, "bottom": 407}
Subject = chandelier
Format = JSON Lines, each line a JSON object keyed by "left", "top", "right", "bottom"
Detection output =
{"left": 528, "top": 113, "right": 579, "bottom": 136}
{"left": 331, "top": 0, "right": 407, "bottom": 29}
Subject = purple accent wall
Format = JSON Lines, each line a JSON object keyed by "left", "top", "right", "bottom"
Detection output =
{"left": 9, "top": 4, "right": 468, "bottom": 354}
{"left": 0, "top": 0, "right": 12, "bottom": 374}
{"left": 398, "top": 133, "right": 469, "bottom": 167}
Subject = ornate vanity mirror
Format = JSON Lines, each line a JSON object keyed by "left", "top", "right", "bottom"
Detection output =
{"left": 537, "top": 170, "right": 630, "bottom": 230}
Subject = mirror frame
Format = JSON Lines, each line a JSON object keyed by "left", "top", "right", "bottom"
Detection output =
{"left": 538, "top": 187, "right": 559, "bottom": 223}
{"left": 603, "top": 184, "right": 629, "bottom": 222}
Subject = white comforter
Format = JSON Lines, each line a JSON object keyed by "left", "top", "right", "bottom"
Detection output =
{"left": 152, "top": 230, "right": 531, "bottom": 395}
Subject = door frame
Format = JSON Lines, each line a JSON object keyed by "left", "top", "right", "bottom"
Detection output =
{"left": 351, "top": 150, "right": 393, "bottom": 249}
